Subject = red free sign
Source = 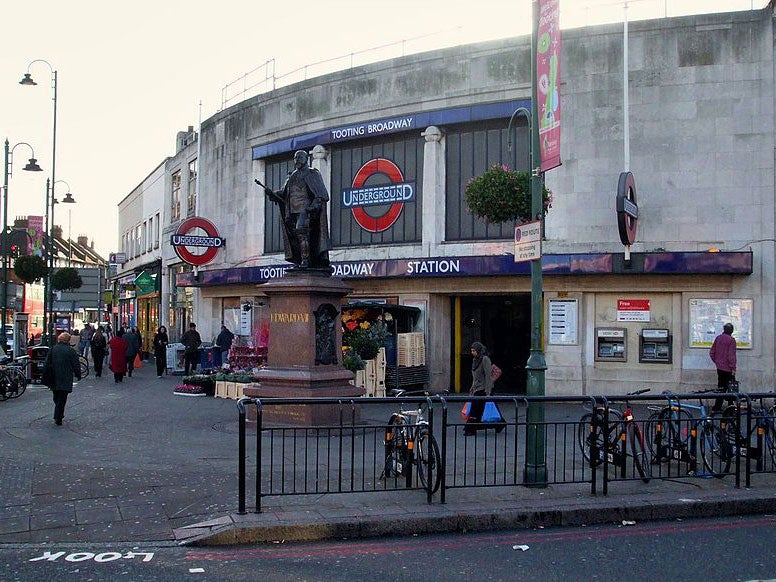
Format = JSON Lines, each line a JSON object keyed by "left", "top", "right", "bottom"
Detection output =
{"left": 170, "top": 217, "right": 225, "bottom": 266}
{"left": 617, "top": 299, "right": 650, "bottom": 322}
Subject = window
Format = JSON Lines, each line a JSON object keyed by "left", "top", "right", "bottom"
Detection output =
{"left": 154, "top": 212, "right": 161, "bottom": 248}
{"left": 147, "top": 217, "right": 153, "bottom": 252}
{"left": 187, "top": 159, "right": 197, "bottom": 216}
{"left": 135, "top": 225, "right": 141, "bottom": 258}
{"left": 171, "top": 170, "right": 181, "bottom": 222}
{"left": 141, "top": 221, "right": 148, "bottom": 254}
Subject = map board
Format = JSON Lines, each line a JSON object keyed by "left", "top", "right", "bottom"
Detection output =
{"left": 688, "top": 298, "right": 752, "bottom": 349}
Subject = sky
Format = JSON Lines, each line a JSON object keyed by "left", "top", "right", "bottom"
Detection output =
{"left": 0, "top": 0, "right": 764, "bottom": 257}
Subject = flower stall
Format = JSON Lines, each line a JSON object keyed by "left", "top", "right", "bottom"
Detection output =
{"left": 341, "top": 302, "right": 427, "bottom": 395}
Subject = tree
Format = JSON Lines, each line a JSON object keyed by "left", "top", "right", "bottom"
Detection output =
{"left": 51, "top": 267, "right": 83, "bottom": 291}
{"left": 13, "top": 255, "right": 48, "bottom": 284}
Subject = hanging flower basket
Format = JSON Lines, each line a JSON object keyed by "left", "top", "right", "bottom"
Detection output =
{"left": 464, "top": 164, "right": 553, "bottom": 224}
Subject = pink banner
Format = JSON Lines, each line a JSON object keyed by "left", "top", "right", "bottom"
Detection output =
{"left": 27, "top": 215, "right": 44, "bottom": 257}
{"left": 537, "top": 0, "right": 561, "bottom": 172}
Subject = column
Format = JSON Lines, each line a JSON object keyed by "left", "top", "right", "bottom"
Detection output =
{"left": 421, "top": 126, "right": 445, "bottom": 256}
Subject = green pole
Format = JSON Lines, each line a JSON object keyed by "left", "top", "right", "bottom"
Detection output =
{"left": 2, "top": 139, "right": 9, "bottom": 352}
{"left": 524, "top": 0, "right": 547, "bottom": 486}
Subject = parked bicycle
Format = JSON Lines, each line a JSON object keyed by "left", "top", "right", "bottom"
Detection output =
{"left": 78, "top": 355, "right": 89, "bottom": 379}
{"left": 645, "top": 390, "right": 732, "bottom": 478}
{"left": 0, "top": 355, "right": 29, "bottom": 401}
{"left": 577, "top": 388, "right": 651, "bottom": 483}
{"left": 719, "top": 396, "right": 776, "bottom": 470}
{"left": 382, "top": 395, "right": 442, "bottom": 494}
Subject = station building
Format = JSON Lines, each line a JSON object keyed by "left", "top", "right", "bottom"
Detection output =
{"left": 121, "top": 6, "right": 774, "bottom": 394}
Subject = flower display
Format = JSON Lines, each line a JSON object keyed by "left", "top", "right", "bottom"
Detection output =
{"left": 341, "top": 313, "right": 388, "bottom": 372}
{"left": 173, "top": 383, "right": 207, "bottom": 396}
{"left": 464, "top": 163, "right": 553, "bottom": 224}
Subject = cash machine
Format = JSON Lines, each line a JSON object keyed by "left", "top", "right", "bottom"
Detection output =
{"left": 595, "top": 328, "right": 627, "bottom": 362}
{"left": 639, "top": 328, "right": 672, "bottom": 364}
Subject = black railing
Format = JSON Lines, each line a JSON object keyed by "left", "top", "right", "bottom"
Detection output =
{"left": 237, "top": 391, "right": 776, "bottom": 514}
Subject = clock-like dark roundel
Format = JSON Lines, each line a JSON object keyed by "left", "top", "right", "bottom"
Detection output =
{"left": 616, "top": 171, "right": 639, "bottom": 246}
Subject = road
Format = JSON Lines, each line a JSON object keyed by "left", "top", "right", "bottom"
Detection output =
{"left": 3, "top": 514, "right": 776, "bottom": 581}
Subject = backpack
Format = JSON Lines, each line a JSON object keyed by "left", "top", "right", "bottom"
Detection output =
{"left": 491, "top": 363, "right": 502, "bottom": 382}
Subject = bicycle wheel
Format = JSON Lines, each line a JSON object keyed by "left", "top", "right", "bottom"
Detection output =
{"left": 699, "top": 422, "right": 732, "bottom": 478}
{"left": 79, "top": 356, "right": 89, "bottom": 379}
{"left": 0, "top": 371, "right": 9, "bottom": 401}
{"left": 646, "top": 407, "right": 693, "bottom": 460}
{"left": 383, "top": 415, "right": 408, "bottom": 480}
{"left": 764, "top": 422, "right": 776, "bottom": 469}
{"left": 627, "top": 422, "right": 651, "bottom": 483}
{"left": 578, "top": 409, "right": 621, "bottom": 466}
{"left": 7, "top": 368, "right": 26, "bottom": 399}
{"left": 416, "top": 429, "right": 442, "bottom": 494}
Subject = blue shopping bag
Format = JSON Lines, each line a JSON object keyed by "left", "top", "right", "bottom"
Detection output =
{"left": 481, "top": 401, "right": 504, "bottom": 423}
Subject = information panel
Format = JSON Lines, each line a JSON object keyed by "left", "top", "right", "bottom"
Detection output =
{"left": 548, "top": 299, "right": 578, "bottom": 345}
{"left": 689, "top": 298, "right": 753, "bottom": 349}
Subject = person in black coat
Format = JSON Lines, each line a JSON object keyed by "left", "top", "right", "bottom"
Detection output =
{"left": 153, "top": 326, "right": 169, "bottom": 377}
{"left": 44, "top": 332, "right": 81, "bottom": 425}
{"left": 90, "top": 327, "right": 108, "bottom": 377}
{"left": 124, "top": 327, "right": 141, "bottom": 377}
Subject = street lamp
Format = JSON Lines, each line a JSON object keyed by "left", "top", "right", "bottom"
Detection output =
{"left": 53, "top": 180, "right": 76, "bottom": 266}
{"left": 21, "top": 59, "right": 58, "bottom": 346}
{"left": 48, "top": 180, "right": 75, "bottom": 340}
{"left": 2, "top": 140, "right": 43, "bottom": 351}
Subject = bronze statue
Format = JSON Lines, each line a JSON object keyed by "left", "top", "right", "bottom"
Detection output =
{"left": 257, "top": 150, "right": 331, "bottom": 270}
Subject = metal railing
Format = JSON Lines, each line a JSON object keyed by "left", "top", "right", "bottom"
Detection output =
{"left": 237, "top": 391, "right": 776, "bottom": 514}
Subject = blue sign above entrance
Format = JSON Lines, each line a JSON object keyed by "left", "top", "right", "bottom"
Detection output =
{"left": 174, "top": 252, "right": 753, "bottom": 288}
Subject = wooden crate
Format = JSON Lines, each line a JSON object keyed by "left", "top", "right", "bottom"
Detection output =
{"left": 215, "top": 381, "right": 229, "bottom": 399}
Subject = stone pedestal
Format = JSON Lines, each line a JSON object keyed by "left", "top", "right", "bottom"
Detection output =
{"left": 244, "top": 269, "right": 360, "bottom": 424}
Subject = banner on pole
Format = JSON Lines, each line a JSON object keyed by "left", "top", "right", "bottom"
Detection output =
{"left": 27, "top": 216, "right": 44, "bottom": 257}
{"left": 537, "top": 0, "right": 562, "bottom": 172}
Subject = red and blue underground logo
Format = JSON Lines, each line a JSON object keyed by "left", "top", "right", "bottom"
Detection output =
{"left": 341, "top": 158, "right": 415, "bottom": 233}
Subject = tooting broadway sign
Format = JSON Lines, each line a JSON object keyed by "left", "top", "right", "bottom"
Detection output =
{"left": 170, "top": 217, "right": 225, "bottom": 266}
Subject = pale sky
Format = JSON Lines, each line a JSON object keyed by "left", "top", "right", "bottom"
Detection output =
{"left": 0, "top": 0, "right": 763, "bottom": 257}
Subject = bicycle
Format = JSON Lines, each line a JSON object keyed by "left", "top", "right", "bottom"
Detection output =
{"left": 0, "top": 355, "right": 29, "bottom": 401}
{"left": 718, "top": 395, "right": 776, "bottom": 470}
{"left": 577, "top": 388, "right": 651, "bottom": 483}
{"left": 382, "top": 396, "right": 442, "bottom": 494}
{"left": 645, "top": 390, "right": 732, "bottom": 478}
{"left": 78, "top": 355, "right": 89, "bottom": 379}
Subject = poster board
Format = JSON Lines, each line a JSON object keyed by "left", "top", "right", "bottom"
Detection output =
{"left": 548, "top": 299, "right": 577, "bottom": 345}
{"left": 688, "top": 298, "right": 752, "bottom": 349}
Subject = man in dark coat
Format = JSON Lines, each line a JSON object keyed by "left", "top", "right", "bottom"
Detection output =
{"left": 214, "top": 325, "right": 234, "bottom": 368}
{"left": 180, "top": 322, "right": 202, "bottom": 376}
{"left": 44, "top": 332, "right": 81, "bottom": 425}
{"left": 263, "top": 149, "right": 331, "bottom": 269}
{"left": 124, "top": 327, "right": 141, "bottom": 377}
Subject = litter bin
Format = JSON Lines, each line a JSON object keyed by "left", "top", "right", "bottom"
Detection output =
{"left": 29, "top": 346, "right": 50, "bottom": 383}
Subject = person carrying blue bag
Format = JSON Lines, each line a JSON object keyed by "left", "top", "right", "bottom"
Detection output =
{"left": 463, "top": 341, "right": 506, "bottom": 436}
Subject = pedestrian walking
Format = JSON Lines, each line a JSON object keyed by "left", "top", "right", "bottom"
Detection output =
{"left": 104, "top": 322, "right": 113, "bottom": 341}
{"left": 124, "top": 327, "right": 141, "bottom": 377}
{"left": 214, "top": 324, "right": 234, "bottom": 367}
{"left": 78, "top": 324, "right": 93, "bottom": 360}
{"left": 710, "top": 322, "right": 737, "bottom": 412}
{"left": 90, "top": 326, "right": 108, "bottom": 377}
{"left": 153, "top": 326, "right": 169, "bottom": 377}
{"left": 181, "top": 322, "right": 202, "bottom": 376}
{"left": 463, "top": 341, "right": 505, "bottom": 435}
{"left": 108, "top": 329, "right": 129, "bottom": 383}
{"left": 42, "top": 332, "right": 81, "bottom": 426}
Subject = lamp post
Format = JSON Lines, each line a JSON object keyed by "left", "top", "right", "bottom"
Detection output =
{"left": 21, "top": 59, "right": 58, "bottom": 346}
{"left": 48, "top": 180, "right": 75, "bottom": 341}
{"left": 2, "top": 140, "right": 43, "bottom": 351}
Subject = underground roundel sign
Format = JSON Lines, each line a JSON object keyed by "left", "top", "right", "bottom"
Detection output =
{"left": 341, "top": 158, "right": 416, "bottom": 233}
{"left": 616, "top": 171, "right": 639, "bottom": 246}
{"left": 170, "top": 217, "right": 225, "bottom": 266}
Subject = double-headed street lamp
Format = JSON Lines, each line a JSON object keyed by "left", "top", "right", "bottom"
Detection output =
{"left": 21, "top": 59, "right": 59, "bottom": 346}
{"left": 2, "top": 140, "right": 43, "bottom": 351}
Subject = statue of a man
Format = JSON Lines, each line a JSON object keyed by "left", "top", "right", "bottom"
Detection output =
{"left": 262, "top": 150, "right": 331, "bottom": 269}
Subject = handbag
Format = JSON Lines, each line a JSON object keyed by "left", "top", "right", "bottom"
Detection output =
{"left": 461, "top": 402, "right": 471, "bottom": 421}
{"left": 134, "top": 353, "right": 143, "bottom": 369}
{"left": 41, "top": 362, "right": 55, "bottom": 389}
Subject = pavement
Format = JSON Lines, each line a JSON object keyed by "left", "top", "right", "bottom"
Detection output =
{"left": 1, "top": 359, "right": 776, "bottom": 547}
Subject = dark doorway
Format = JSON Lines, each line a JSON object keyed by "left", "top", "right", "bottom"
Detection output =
{"left": 456, "top": 294, "right": 531, "bottom": 394}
